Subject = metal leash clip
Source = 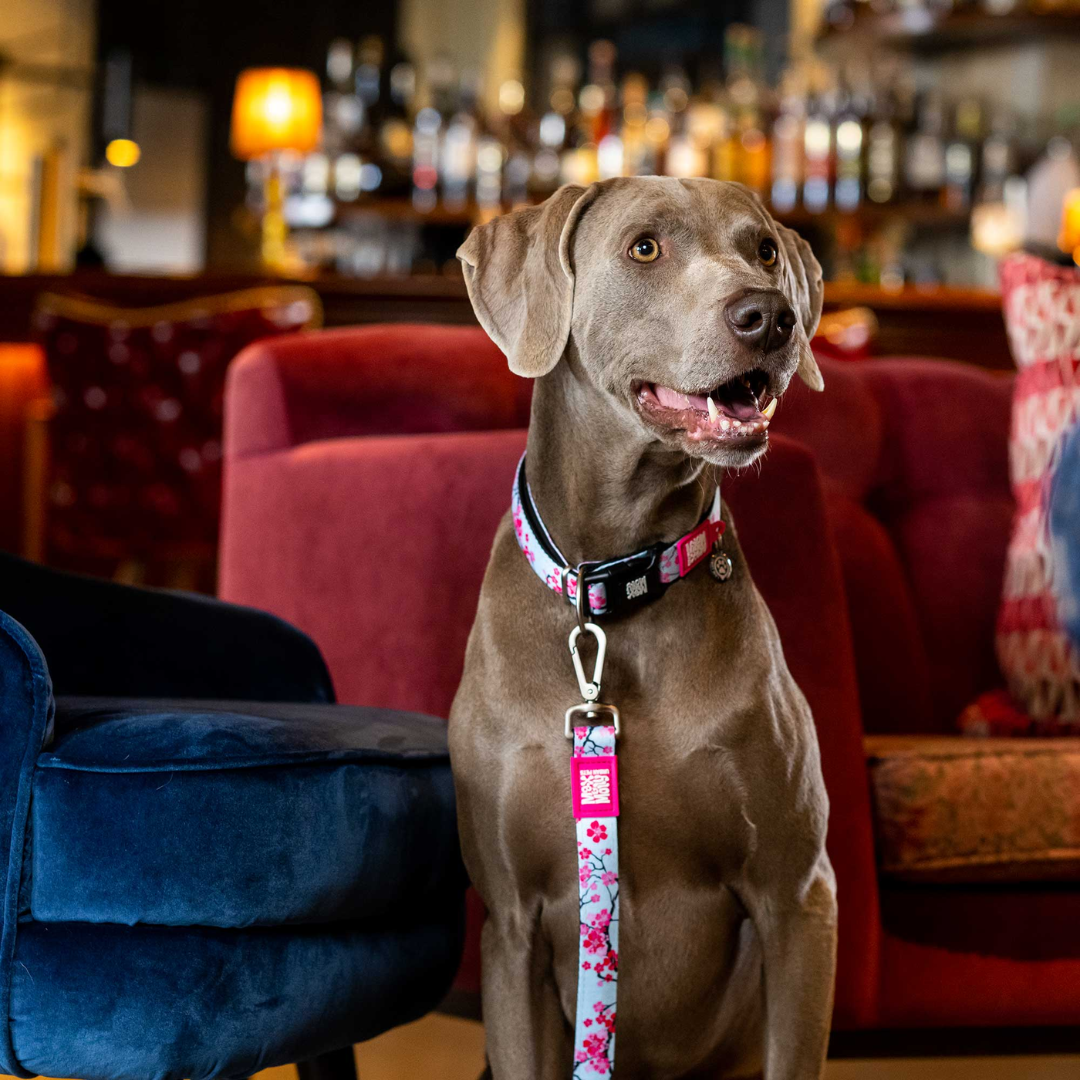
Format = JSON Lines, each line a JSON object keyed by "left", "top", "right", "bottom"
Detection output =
{"left": 565, "top": 620, "right": 621, "bottom": 739}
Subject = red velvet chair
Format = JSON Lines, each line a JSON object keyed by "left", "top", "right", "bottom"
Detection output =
{"left": 781, "top": 359, "right": 1080, "bottom": 1045}
{"left": 220, "top": 324, "right": 1080, "bottom": 1050}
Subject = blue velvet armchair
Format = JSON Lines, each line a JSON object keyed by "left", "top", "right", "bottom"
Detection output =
{"left": 0, "top": 554, "right": 465, "bottom": 1080}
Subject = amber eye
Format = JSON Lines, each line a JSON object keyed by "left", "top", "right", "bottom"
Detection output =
{"left": 758, "top": 238, "right": 778, "bottom": 267}
{"left": 629, "top": 237, "right": 660, "bottom": 263}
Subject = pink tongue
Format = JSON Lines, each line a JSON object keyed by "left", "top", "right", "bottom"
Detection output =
{"left": 722, "top": 394, "right": 761, "bottom": 422}
{"left": 653, "top": 382, "right": 763, "bottom": 422}
{"left": 654, "top": 385, "right": 708, "bottom": 412}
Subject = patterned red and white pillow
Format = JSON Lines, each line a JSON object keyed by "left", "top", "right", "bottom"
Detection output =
{"left": 995, "top": 253, "right": 1080, "bottom": 727}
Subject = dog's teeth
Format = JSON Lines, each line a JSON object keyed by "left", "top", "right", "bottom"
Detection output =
{"left": 707, "top": 396, "right": 719, "bottom": 423}
{"left": 762, "top": 398, "right": 777, "bottom": 420}
{"left": 761, "top": 419, "right": 770, "bottom": 429}
{"left": 732, "top": 419, "right": 741, "bottom": 428}
{"left": 720, "top": 419, "right": 730, "bottom": 431}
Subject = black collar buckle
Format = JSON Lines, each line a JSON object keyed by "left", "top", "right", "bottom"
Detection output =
{"left": 582, "top": 542, "right": 669, "bottom": 619}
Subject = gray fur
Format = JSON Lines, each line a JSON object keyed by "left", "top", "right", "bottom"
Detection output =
{"left": 452, "top": 177, "right": 836, "bottom": 1080}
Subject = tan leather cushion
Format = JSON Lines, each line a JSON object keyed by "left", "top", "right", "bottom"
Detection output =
{"left": 865, "top": 734, "right": 1080, "bottom": 883}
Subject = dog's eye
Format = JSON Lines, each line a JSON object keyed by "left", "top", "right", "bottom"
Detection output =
{"left": 758, "top": 238, "right": 778, "bottom": 267}
{"left": 629, "top": 237, "right": 660, "bottom": 263}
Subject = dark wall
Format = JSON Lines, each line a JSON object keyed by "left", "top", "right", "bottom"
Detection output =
{"left": 526, "top": 0, "right": 789, "bottom": 100}
{"left": 95, "top": 0, "right": 397, "bottom": 268}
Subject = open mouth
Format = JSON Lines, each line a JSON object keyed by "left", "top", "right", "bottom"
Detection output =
{"left": 635, "top": 368, "right": 776, "bottom": 444}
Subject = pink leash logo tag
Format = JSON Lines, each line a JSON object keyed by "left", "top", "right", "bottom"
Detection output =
{"left": 571, "top": 754, "right": 619, "bottom": 819}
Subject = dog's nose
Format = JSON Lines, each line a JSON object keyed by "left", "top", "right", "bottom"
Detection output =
{"left": 724, "top": 290, "right": 797, "bottom": 352}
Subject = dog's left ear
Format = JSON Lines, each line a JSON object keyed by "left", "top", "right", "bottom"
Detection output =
{"left": 776, "top": 222, "right": 825, "bottom": 392}
{"left": 457, "top": 183, "right": 600, "bottom": 378}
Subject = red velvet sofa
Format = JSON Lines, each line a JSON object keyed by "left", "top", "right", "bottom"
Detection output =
{"left": 219, "top": 324, "right": 1080, "bottom": 1048}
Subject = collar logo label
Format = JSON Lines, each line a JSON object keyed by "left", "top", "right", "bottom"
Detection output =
{"left": 625, "top": 574, "right": 648, "bottom": 600}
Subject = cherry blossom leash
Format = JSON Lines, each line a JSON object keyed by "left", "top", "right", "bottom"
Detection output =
{"left": 510, "top": 452, "right": 734, "bottom": 1079}
{"left": 570, "top": 718, "right": 619, "bottom": 1077}
{"left": 564, "top": 589, "right": 621, "bottom": 1076}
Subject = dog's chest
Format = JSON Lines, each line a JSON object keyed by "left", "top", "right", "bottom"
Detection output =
{"left": 501, "top": 721, "right": 756, "bottom": 900}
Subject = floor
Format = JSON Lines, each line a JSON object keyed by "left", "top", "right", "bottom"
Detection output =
{"left": 249, "top": 1015, "right": 1080, "bottom": 1080}
{"left": 5, "top": 1015, "right": 1075, "bottom": 1080}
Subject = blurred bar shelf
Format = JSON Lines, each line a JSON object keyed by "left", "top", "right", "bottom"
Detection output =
{"left": 334, "top": 197, "right": 972, "bottom": 231}
{"left": 335, "top": 200, "right": 476, "bottom": 227}
{"left": 0, "top": 271, "right": 1014, "bottom": 369}
{"left": 819, "top": 9, "right": 1080, "bottom": 52}
{"left": 776, "top": 203, "right": 971, "bottom": 229}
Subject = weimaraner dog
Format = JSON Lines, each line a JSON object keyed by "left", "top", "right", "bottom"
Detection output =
{"left": 449, "top": 177, "right": 837, "bottom": 1080}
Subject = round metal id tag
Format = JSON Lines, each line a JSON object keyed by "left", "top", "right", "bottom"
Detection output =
{"left": 709, "top": 546, "right": 733, "bottom": 582}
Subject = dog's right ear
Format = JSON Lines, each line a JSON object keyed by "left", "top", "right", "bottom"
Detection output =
{"left": 776, "top": 222, "right": 825, "bottom": 392}
{"left": 457, "top": 183, "right": 599, "bottom": 378}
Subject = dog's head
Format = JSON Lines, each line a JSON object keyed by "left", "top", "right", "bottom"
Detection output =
{"left": 458, "top": 177, "right": 823, "bottom": 467}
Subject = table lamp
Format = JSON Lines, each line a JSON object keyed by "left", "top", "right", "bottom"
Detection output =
{"left": 230, "top": 68, "right": 322, "bottom": 270}
{"left": 0, "top": 344, "right": 47, "bottom": 556}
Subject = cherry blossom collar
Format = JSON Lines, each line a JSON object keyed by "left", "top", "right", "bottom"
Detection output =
{"left": 511, "top": 453, "right": 730, "bottom": 619}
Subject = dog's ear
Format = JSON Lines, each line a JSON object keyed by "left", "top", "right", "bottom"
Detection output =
{"left": 777, "top": 222, "right": 825, "bottom": 392}
{"left": 457, "top": 184, "right": 599, "bottom": 378}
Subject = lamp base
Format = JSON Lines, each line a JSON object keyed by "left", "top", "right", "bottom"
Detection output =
{"left": 261, "top": 164, "right": 288, "bottom": 272}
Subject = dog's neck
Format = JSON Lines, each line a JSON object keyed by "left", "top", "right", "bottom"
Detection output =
{"left": 525, "top": 359, "right": 713, "bottom": 565}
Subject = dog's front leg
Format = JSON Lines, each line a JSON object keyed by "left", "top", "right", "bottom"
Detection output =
{"left": 741, "top": 861, "right": 838, "bottom": 1080}
{"left": 481, "top": 913, "right": 573, "bottom": 1080}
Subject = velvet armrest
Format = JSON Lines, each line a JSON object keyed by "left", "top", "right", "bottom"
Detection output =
{"left": 224, "top": 323, "right": 530, "bottom": 457}
{"left": 0, "top": 611, "right": 51, "bottom": 1076}
{"left": 0, "top": 554, "right": 333, "bottom": 703}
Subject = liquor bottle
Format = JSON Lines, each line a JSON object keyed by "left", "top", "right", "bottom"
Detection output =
{"left": 427, "top": 55, "right": 458, "bottom": 121}
{"left": 496, "top": 79, "right": 532, "bottom": 207}
{"left": 441, "top": 70, "right": 480, "bottom": 211}
{"left": 533, "top": 56, "right": 575, "bottom": 198}
{"left": 978, "top": 109, "right": 1016, "bottom": 204}
{"left": 709, "top": 84, "right": 738, "bottom": 183}
{"left": 475, "top": 133, "right": 505, "bottom": 216}
{"left": 866, "top": 82, "right": 901, "bottom": 205}
{"left": 803, "top": 89, "right": 834, "bottom": 214}
{"left": 724, "top": 25, "right": 770, "bottom": 196}
{"left": 355, "top": 36, "right": 385, "bottom": 129}
{"left": 377, "top": 60, "right": 416, "bottom": 198}
{"left": 904, "top": 90, "right": 946, "bottom": 200}
{"left": 619, "top": 73, "right": 650, "bottom": 177}
{"left": 642, "top": 90, "right": 672, "bottom": 177}
{"left": 681, "top": 98, "right": 725, "bottom": 180}
{"left": 1025, "top": 123, "right": 1080, "bottom": 252}
{"left": 591, "top": 43, "right": 623, "bottom": 179}
{"left": 663, "top": 67, "right": 700, "bottom": 178}
{"left": 770, "top": 75, "right": 804, "bottom": 213}
{"left": 712, "top": 27, "right": 747, "bottom": 183}
{"left": 943, "top": 98, "right": 981, "bottom": 212}
{"left": 586, "top": 40, "right": 619, "bottom": 145}
{"left": 562, "top": 56, "right": 600, "bottom": 187}
{"left": 411, "top": 105, "right": 442, "bottom": 212}
{"left": 833, "top": 79, "right": 867, "bottom": 212}
{"left": 323, "top": 38, "right": 363, "bottom": 207}
{"left": 353, "top": 37, "right": 386, "bottom": 187}
{"left": 323, "top": 38, "right": 361, "bottom": 158}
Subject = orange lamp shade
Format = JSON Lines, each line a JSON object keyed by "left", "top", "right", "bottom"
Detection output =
{"left": 1061, "top": 188, "right": 1080, "bottom": 265}
{"left": 230, "top": 68, "right": 323, "bottom": 160}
